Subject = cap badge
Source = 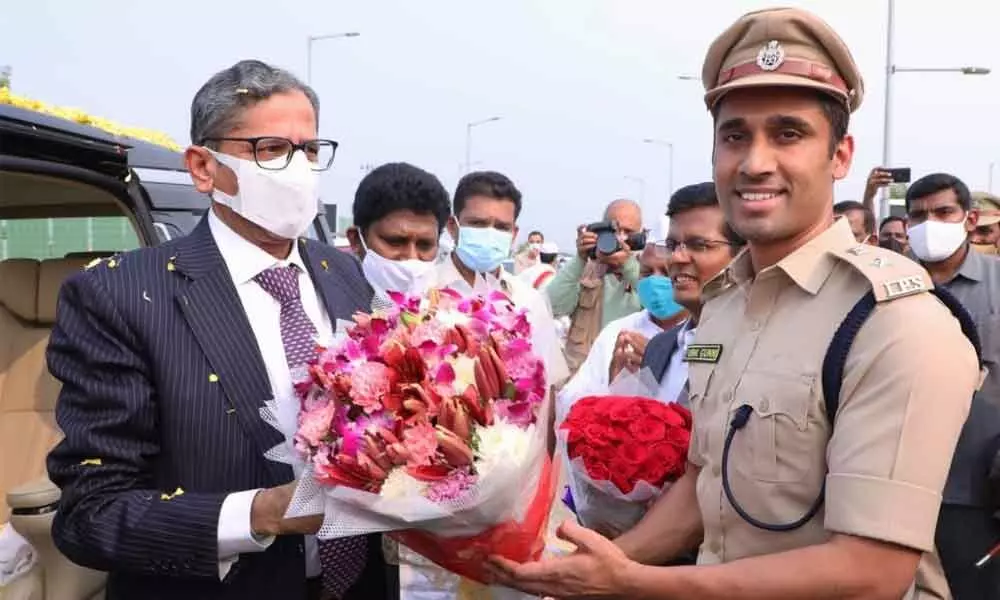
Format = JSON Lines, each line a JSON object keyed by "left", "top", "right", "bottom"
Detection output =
{"left": 756, "top": 40, "right": 786, "bottom": 71}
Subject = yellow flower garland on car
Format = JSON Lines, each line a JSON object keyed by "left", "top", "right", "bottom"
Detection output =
{"left": 0, "top": 88, "right": 182, "bottom": 152}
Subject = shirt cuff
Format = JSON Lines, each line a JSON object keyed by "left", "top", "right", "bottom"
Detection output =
{"left": 217, "top": 489, "right": 275, "bottom": 580}
{"left": 824, "top": 473, "right": 941, "bottom": 553}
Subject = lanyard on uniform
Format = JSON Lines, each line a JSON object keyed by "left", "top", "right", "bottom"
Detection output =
{"left": 722, "top": 405, "right": 825, "bottom": 532}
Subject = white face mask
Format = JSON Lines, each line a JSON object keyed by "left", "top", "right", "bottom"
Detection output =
{"left": 208, "top": 149, "right": 319, "bottom": 240}
{"left": 360, "top": 236, "right": 435, "bottom": 295}
{"left": 908, "top": 219, "right": 967, "bottom": 262}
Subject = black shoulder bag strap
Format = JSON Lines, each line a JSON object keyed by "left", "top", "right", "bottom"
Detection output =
{"left": 821, "top": 286, "right": 983, "bottom": 429}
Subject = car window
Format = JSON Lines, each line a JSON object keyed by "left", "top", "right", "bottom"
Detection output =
{"left": 0, "top": 217, "right": 140, "bottom": 260}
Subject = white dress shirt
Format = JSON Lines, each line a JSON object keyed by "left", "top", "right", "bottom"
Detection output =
{"left": 210, "top": 211, "right": 329, "bottom": 580}
{"left": 555, "top": 310, "right": 665, "bottom": 425}
{"left": 657, "top": 321, "right": 696, "bottom": 404}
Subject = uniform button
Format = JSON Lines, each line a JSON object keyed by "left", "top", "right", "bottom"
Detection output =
{"left": 298, "top": 543, "right": 305, "bottom": 554}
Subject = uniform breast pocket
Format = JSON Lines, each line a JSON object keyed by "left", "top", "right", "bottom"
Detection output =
{"left": 685, "top": 363, "right": 715, "bottom": 461}
{"left": 731, "top": 371, "right": 818, "bottom": 484}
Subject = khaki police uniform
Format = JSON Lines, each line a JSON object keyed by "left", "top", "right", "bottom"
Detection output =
{"left": 689, "top": 8, "right": 981, "bottom": 599}
{"left": 973, "top": 192, "right": 1000, "bottom": 228}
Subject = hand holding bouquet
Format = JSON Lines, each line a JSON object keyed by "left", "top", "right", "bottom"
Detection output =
{"left": 262, "top": 287, "right": 556, "bottom": 583}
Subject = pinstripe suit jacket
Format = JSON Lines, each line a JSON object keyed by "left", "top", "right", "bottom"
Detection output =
{"left": 45, "top": 219, "right": 384, "bottom": 599}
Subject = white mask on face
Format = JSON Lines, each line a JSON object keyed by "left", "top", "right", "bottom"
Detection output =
{"left": 359, "top": 235, "right": 435, "bottom": 295}
{"left": 908, "top": 219, "right": 967, "bottom": 262}
{"left": 208, "top": 149, "right": 319, "bottom": 240}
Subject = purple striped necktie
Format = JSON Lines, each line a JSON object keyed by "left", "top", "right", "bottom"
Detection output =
{"left": 255, "top": 265, "right": 368, "bottom": 598}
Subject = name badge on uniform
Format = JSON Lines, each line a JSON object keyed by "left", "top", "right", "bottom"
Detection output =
{"left": 684, "top": 344, "right": 723, "bottom": 363}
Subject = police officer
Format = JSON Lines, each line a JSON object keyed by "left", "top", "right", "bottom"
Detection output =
{"left": 486, "top": 7, "right": 980, "bottom": 599}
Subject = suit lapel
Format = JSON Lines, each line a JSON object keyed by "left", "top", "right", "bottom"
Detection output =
{"left": 299, "top": 239, "right": 371, "bottom": 324}
{"left": 172, "top": 220, "right": 290, "bottom": 481}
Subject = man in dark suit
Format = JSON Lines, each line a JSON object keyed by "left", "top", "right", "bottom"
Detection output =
{"left": 46, "top": 60, "right": 391, "bottom": 599}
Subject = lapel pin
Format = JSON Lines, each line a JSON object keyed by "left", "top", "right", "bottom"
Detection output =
{"left": 226, "top": 406, "right": 236, "bottom": 415}
{"left": 166, "top": 256, "right": 177, "bottom": 272}
{"left": 85, "top": 257, "right": 103, "bottom": 271}
{"left": 321, "top": 259, "right": 329, "bottom": 271}
{"left": 107, "top": 257, "right": 119, "bottom": 269}
{"left": 79, "top": 458, "right": 102, "bottom": 466}
{"left": 208, "top": 373, "right": 220, "bottom": 383}
{"left": 142, "top": 290, "right": 152, "bottom": 303}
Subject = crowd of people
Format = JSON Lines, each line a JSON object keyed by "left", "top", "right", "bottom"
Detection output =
{"left": 20, "top": 5, "right": 1000, "bottom": 600}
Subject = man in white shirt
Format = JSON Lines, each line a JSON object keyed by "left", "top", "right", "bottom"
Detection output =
{"left": 46, "top": 60, "right": 390, "bottom": 600}
{"left": 399, "top": 171, "right": 570, "bottom": 600}
{"left": 519, "top": 242, "right": 560, "bottom": 291}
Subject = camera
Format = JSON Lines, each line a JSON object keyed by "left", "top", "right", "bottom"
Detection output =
{"left": 585, "top": 220, "right": 646, "bottom": 259}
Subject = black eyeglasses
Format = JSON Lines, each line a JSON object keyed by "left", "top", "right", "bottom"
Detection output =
{"left": 658, "top": 238, "right": 735, "bottom": 254}
{"left": 200, "top": 136, "right": 338, "bottom": 171}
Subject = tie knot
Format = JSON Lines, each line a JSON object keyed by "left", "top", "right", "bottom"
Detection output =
{"left": 255, "top": 265, "right": 302, "bottom": 303}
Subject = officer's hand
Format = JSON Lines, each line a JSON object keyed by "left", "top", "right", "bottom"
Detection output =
{"left": 486, "top": 520, "right": 633, "bottom": 599}
{"left": 576, "top": 226, "right": 598, "bottom": 260}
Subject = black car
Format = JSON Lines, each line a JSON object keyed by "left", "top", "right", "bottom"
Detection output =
{"left": 0, "top": 102, "right": 336, "bottom": 258}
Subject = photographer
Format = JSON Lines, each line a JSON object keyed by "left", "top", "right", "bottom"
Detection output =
{"left": 547, "top": 198, "right": 644, "bottom": 373}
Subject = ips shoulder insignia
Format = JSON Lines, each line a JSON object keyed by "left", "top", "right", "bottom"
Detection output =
{"left": 831, "top": 244, "right": 933, "bottom": 302}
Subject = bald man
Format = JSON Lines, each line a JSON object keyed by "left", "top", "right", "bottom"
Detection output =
{"left": 547, "top": 198, "right": 644, "bottom": 373}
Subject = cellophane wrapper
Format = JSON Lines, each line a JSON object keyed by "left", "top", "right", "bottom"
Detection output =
{"left": 261, "top": 321, "right": 558, "bottom": 585}
{"left": 557, "top": 367, "right": 671, "bottom": 536}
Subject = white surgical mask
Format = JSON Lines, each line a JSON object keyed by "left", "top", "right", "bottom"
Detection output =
{"left": 908, "top": 219, "right": 968, "bottom": 263}
{"left": 360, "top": 236, "right": 435, "bottom": 295}
{"left": 208, "top": 149, "right": 319, "bottom": 239}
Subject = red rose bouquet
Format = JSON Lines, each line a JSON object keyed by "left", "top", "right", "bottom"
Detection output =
{"left": 560, "top": 394, "right": 692, "bottom": 535}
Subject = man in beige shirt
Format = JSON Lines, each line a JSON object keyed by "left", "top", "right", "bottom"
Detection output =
{"left": 487, "top": 7, "right": 980, "bottom": 599}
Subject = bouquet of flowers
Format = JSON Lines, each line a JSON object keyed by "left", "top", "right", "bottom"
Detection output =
{"left": 558, "top": 369, "right": 692, "bottom": 536}
{"left": 262, "top": 287, "right": 556, "bottom": 583}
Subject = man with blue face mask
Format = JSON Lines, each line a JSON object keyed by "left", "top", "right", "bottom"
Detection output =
{"left": 398, "top": 170, "right": 570, "bottom": 600}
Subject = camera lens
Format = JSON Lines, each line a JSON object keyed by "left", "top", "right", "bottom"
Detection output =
{"left": 596, "top": 231, "right": 620, "bottom": 255}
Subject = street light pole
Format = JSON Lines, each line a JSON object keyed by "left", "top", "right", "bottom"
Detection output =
{"left": 642, "top": 138, "right": 674, "bottom": 198}
{"left": 306, "top": 31, "right": 360, "bottom": 85}
{"left": 879, "top": 0, "right": 895, "bottom": 221}
{"left": 878, "top": 0, "right": 989, "bottom": 218}
{"left": 464, "top": 116, "right": 502, "bottom": 173}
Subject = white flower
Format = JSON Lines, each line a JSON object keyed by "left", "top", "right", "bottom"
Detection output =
{"left": 433, "top": 308, "right": 470, "bottom": 329}
{"left": 475, "top": 419, "right": 536, "bottom": 481}
{"left": 380, "top": 467, "right": 428, "bottom": 500}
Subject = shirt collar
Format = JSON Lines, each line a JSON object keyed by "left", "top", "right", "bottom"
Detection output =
{"left": 433, "top": 254, "right": 513, "bottom": 294}
{"left": 955, "top": 244, "right": 986, "bottom": 283}
{"left": 722, "top": 217, "right": 851, "bottom": 295}
{"left": 208, "top": 209, "right": 308, "bottom": 286}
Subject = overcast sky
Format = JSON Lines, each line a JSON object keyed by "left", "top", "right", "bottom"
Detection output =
{"left": 5, "top": 0, "right": 1000, "bottom": 250}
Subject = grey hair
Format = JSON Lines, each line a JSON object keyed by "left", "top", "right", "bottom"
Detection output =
{"left": 603, "top": 198, "right": 641, "bottom": 221}
{"left": 189, "top": 59, "right": 319, "bottom": 146}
